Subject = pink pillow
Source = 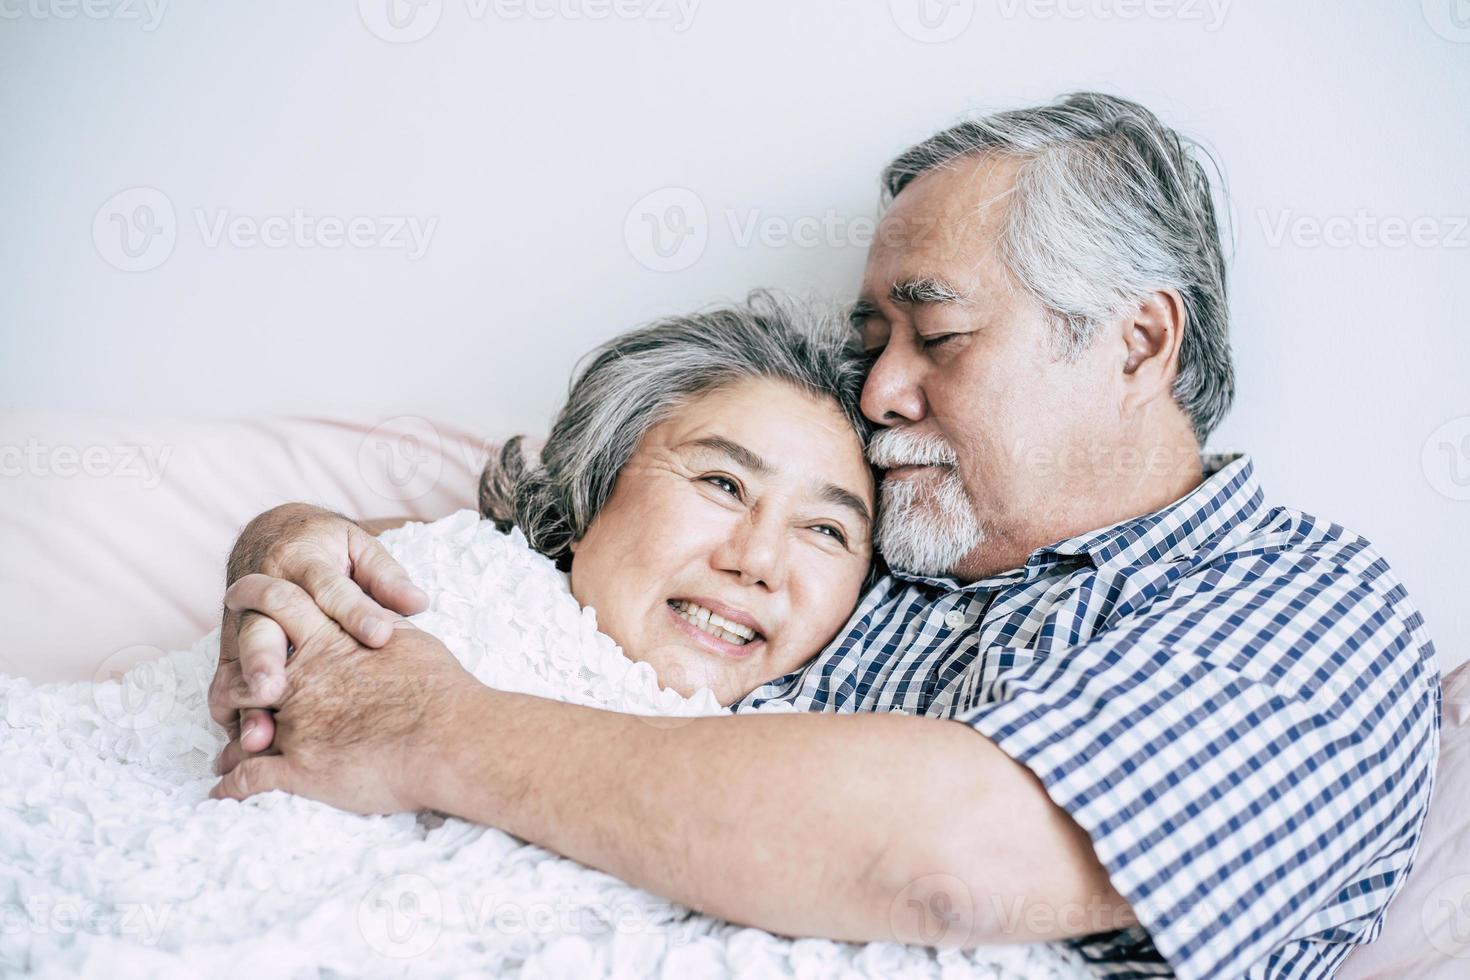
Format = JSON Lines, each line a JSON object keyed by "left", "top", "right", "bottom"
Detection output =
{"left": 1338, "top": 661, "right": 1470, "bottom": 979}
{"left": 0, "top": 412, "right": 493, "bottom": 683}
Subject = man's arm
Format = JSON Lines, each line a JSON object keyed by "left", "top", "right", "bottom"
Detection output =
{"left": 210, "top": 571, "right": 1135, "bottom": 947}
{"left": 422, "top": 689, "right": 1136, "bottom": 945}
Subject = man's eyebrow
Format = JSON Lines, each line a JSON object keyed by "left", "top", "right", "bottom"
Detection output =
{"left": 849, "top": 278, "right": 967, "bottom": 332}
{"left": 680, "top": 435, "right": 770, "bottom": 474}
{"left": 889, "top": 276, "right": 967, "bottom": 306}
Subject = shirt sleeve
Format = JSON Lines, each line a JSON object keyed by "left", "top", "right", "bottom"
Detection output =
{"left": 961, "top": 548, "right": 1441, "bottom": 980}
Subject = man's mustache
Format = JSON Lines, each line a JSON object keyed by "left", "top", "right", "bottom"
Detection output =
{"left": 867, "top": 428, "right": 959, "bottom": 469}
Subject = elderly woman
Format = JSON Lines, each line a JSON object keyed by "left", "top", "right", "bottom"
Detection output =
{"left": 470, "top": 293, "right": 878, "bottom": 705}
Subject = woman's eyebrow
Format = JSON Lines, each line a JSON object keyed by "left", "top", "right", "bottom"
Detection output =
{"left": 818, "top": 483, "right": 872, "bottom": 530}
{"left": 678, "top": 435, "right": 770, "bottom": 474}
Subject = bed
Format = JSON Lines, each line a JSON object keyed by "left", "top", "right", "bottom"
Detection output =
{"left": 1, "top": 411, "right": 1463, "bottom": 977}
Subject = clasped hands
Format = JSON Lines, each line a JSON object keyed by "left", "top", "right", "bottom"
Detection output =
{"left": 207, "top": 504, "right": 479, "bottom": 814}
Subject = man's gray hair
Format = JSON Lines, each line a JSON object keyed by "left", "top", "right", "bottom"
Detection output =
{"left": 883, "top": 91, "right": 1235, "bottom": 443}
{"left": 479, "top": 291, "right": 872, "bottom": 566}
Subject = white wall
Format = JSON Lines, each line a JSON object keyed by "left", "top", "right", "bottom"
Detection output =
{"left": 2, "top": 0, "right": 1467, "bottom": 665}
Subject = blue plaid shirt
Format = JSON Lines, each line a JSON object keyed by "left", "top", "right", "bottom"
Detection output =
{"left": 734, "top": 454, "right": 1440, "bottom": 980}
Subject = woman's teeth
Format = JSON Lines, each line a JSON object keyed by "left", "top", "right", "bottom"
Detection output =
{"left": 670, "top": 600, "right": 758, "bottom": 646}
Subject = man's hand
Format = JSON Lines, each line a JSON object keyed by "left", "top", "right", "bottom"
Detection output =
{"left": 210, "top": 573, "right": 475, "bottom": 814}
{"left": 209, "top": 503, "right": 429, "bottom": 754}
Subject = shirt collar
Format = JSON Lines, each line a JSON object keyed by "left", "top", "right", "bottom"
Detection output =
{"left": 1034, "top": 453, "right": 1261, "bottom": 569}
{"left": 890, "top": 453, "right": 1262, "bottom": 591}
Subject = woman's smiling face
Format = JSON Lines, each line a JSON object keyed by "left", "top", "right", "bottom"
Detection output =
{"left": 568, "top": 377, "right": 875, "bottom": 705}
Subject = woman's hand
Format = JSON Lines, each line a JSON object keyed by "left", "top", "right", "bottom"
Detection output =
{"left": 211, "top": 573, "right": 477, "bottom": 815}
{"left": 208, "top": 503, "right": 429, "bottom": 755}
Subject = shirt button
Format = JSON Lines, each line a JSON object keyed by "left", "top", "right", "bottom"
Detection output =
{"left": 944, "top": 609, "right": 968, "bottom": 629}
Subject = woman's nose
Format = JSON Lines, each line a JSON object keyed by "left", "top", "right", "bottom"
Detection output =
{"left": 713, "top": 515, "right": 788, "bottom": 591}
{"left": 860, "top": 344, "right": 927, "bottom": 425}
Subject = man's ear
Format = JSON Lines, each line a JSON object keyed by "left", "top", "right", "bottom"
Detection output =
{"left": 1120, "top": 288, "right": 1186, "bottom": 413}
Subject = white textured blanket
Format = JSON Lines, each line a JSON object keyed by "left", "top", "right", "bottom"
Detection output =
{"left": 0, "top": 510, "right": 1091, "bottom": 979}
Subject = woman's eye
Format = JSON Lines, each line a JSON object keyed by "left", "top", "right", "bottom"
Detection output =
{"left": 812, "top": 524, "right": 847, "bottom": 545}
{"left": 920, "top": 333, "right": 957, "bottom": 350}
{"left": 702, "top": 475, "right": 741, "bottom": 498}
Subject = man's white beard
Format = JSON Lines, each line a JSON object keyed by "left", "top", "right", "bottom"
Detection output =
{"left": 868, "top": 428, "right": 985, "bottom": 577}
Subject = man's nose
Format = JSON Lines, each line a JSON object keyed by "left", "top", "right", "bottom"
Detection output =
{"left": 860, "top": 345, "right": 927, "bottom": 425}
{"left": 713, "top": 514, "right": 788, "bottom": 592}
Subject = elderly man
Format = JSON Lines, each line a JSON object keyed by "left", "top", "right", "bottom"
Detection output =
{"left": 208, "top": 93, "right": 1439, "bottom": 978}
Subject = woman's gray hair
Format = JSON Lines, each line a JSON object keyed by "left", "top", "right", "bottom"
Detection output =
{"left": 479, "top": 291, "right": 872, "bottom": 566}
{"left": 882, "top": 91, "right": 1235, "bottom": 444}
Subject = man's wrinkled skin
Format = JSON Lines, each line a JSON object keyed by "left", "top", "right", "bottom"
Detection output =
{"left": 211, "top": 573, "right": 470, "bottom": 814}
{"left": 211, "top": 504, "right": 428, "bottom": 755}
